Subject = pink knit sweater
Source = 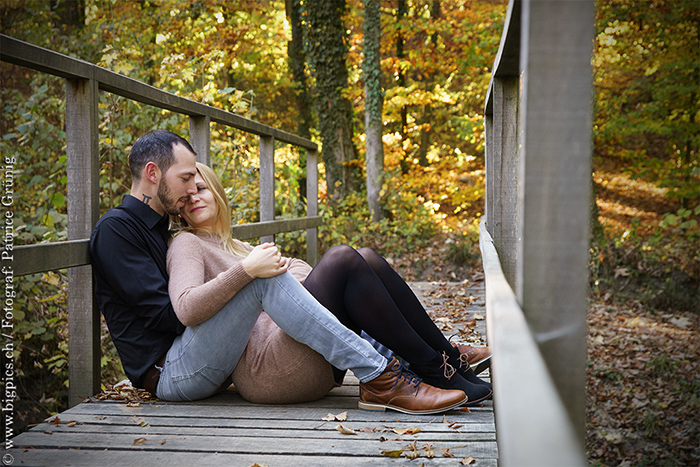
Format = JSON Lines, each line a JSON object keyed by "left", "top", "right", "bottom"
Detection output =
{"left": 166, "top": 231, "right": 336, "bottom": 404}
{"left": 166, "top": 231, "right": 312, "bottom": 326}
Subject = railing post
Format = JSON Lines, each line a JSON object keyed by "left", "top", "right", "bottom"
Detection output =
{"left": 306, "top": 149, "right": 319, "bottom": 265}
{"left": 492, "top": 76, "right": 520, "bottom": 290}
{"left": 259, "top": 135, "right": 275, "bottom": 244}
{"left": 189, "top": 115, "right": 211, "bottom": 165}
{"left": 517, "top": 0, "right": 594, "bottom": 442}
{"left": 65, "top": 77, "right": 101, "bottom": 407}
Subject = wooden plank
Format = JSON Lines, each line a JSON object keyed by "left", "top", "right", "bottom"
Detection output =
{"left": 27, "top": 423, "right": 496, "bottom": 442}
{"left": 189, "top": 115, "right": 211, "bottom": 165}
{"left": 230, "top": 216, "right": 322, "bottom": 241}
{"left": 306, "top": 149, "right": 319, "bottom": 265}
{"left": 65, "top": 77, "right": 101, "bottom": 407}
{"left": 484, "top": 0, "right": 521, "bottom": 116}
{"left": 259, "top": 135, "right": 275, "bottom": 244}
{"left": 479, "top": 220, "right": 585, "bottom": 466}
{"left": 9, "top": 451, "right": 498, "bottom": 467}
{"left": 13, "top": 239, "right": 89, "bottom": 276}
{"left": 490, "top": 75, "right": 520, "bottom": 289}
{"left": 0, "top": 34, "right": 93, "bottom": 79}
{"left": 516, "top": 0, "right": 593, "bottom": 443}
{"left": 0, "top": 35, "right": 316, "bottom": 151}
{"left": 30, "top": 415, "right": 496, "bottom": 433}
{"left": 14, "top": 218, "right": 323, "bottom": 276}
{"left": 11, "top": 431, "right": 497, "bottom": 456}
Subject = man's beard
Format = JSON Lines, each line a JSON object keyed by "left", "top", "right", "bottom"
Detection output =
{"left": 157, "top": 178, "right": 184, "bottom": 216}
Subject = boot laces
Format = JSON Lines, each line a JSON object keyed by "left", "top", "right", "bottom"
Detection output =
{"left": 440, "top": 351, "right": 457, "bottom": 380}
{"left": 447, "top": 335, "right": 472, "bottom": 370}
{"left": 458, "top": 352, "right": 471, "bottom": 369}
{"left": 390, "top": 362, "right": 423, "bottom": 395}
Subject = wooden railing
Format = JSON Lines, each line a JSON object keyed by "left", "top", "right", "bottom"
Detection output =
{"left": 1, "top": 34, "right": 322, "bottom": 408}
{"left": 481, "top": 0, "right": 593, "bottom": 465}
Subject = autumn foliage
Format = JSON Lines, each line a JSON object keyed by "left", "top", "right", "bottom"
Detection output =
{"left": 0, "top": 1, "right": 697, "bottom": 464}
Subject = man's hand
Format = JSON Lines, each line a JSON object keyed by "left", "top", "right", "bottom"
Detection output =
{"left": 241, "top": 242, "right": 289, "bottom": 278}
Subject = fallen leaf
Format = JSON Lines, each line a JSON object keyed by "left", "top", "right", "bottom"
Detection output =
{"left": 357, "top": 427, "right": 376, "bottom": 433}
{"left": 93, "top": 416, "right": 107, "bottom": 420}
{"left": 133, "top": 437, "right": 148, "bottom": 445}
{"left": 442, "top": 448, "right": 455, "bottom": 457}
{"left": 66, "top": 421, "right": 77, "bottom": 427}
{"left": 460, "top": 456, "right": 476, "bottom": 465}
{"left": 51, "top": 417, "right": 61, "bottom": 425}
{"left": 669, "top": 317, "right": 692, "bottom": 329}
{"left": 127, "top": 401, "right": 141, "bottom": 407}
{"left": 393, "top": 427, "right": 421, "bottom": 435}
{"left": 335, "top": 424, "right": 357, "bottom": 435}
{"left": 404, "top": 450, "right": 420, "bottom": 460}
{"left": 380, "top": 449, "right": 403, "bottom": 458}
{"left": 614, "top": 267, "right": 629, "bottom": 278}
{"left": 161, "top": 440, "right": 166, "bottom": 445}
{"left": 322, "top": 411, "right": 347, "bottom": 421}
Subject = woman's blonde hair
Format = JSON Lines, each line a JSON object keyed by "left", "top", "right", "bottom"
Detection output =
{"left": 171, "top": 162, "right": 249, "bottom": 258}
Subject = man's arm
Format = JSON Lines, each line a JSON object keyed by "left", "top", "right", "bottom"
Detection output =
{"left": 90, "top": 217, "right": 184, "bottom": 334}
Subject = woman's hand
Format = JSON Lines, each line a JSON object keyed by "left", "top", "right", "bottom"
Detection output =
{"left": 241, "top": 242, "right": 289, "bottom": 278}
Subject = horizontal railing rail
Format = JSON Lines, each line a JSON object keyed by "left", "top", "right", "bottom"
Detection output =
{"left": 482, "top": 0, "right": 593, "bottom": 465}
{"left": 1, "top": 35, "right": 314, "bottom": 150}
{"left": 14, "top": 217, "right": 324, "bottom": 277}
{"left": 2, "top": 34, "right": 322, "bottom": 407}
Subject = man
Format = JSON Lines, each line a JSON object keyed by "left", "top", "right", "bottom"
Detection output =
{"left": 90, "top": 129, "right": 467, "bottom": 414}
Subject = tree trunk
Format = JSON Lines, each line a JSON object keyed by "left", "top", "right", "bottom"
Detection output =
{"left": 304, "top": 0, "right": 359, "bottom": 208}
{"left": 50, "top": 0, "right": 85, "bottom": 30}
{"left": 286, "top": 0, "right": 312, "bottom": 202}
{"left": 417, "top": 0, "right": 441, "bottom": 167}
{"left": 363, "top": 0, "right": 384, "bottom": 222}
{"left": 397, "top": 0, "right": 409, "bottom": 174}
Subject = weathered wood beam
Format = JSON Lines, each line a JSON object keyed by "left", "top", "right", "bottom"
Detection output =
{"left": 306, "top": 150, "right": 319, "bottom": 266}
{"left": 65, "top": 77, "right": 101, "bottom": 407}
{"left": 0, "top": 35, "right": 317, "bottom": 151}
{"left": 480, "top": 221, "right": 585, "bottom": 466}
{"left": 259, "top": 135, "right": 275, "bottom": 244}
{"left": 516, "top": 0, "right": 594, "bottom": 442}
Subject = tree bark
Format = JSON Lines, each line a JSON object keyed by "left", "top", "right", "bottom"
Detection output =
{"left": 304, "top": 0, "right": 360, "bottom": 208}
{"left": 286, "top": 0, "right": 312, "bottom": 202}
{"left": 363, "top": 0, "right": 384, "bottom": 222}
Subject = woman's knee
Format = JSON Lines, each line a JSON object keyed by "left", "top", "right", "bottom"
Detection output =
{"left": 324, "top": 244, "right": 362, "bottom": 265}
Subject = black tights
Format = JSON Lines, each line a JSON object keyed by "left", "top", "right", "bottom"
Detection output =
{"left": 302, "top": 245, "right": 455, "bottom": 366}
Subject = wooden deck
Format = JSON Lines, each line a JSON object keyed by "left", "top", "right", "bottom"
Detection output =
{"left": 8, "top": 282, "right": 496, "bottom": 466}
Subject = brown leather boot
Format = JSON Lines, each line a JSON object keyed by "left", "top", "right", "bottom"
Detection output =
{"left": 358, "top": 357, "right": 467, "bottom": 414}
{"left": 452, "top": 342, "right": 491, "bottom": 375}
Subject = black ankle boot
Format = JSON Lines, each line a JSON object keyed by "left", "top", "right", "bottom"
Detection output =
{"left": 446, "top": 348, "right": 493, "bottom": 391}
{"left": 409, "top": 353, "right": 492, "bottom": 406}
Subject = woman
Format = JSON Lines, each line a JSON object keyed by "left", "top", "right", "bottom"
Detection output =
{"left": 167, "top": 163, "right": 492, "bottom": 406}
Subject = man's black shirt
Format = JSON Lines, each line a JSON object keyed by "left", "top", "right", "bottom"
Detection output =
{"left": 89, "top": 195, "right": 185, "bottom": 388}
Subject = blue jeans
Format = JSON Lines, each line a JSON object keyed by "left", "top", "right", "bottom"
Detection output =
{"left": 156, "top": 271, "right": 387, "bottom": 401}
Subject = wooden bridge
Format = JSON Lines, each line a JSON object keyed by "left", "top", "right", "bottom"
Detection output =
{"left": 2, "top": 0, "right": 594, "bottom": 465}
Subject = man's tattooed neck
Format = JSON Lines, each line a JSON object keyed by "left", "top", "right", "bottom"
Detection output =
{"left": 142, "top": 194, "right": 152, "bottom": 205}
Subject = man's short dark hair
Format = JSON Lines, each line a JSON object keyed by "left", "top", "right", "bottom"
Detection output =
{"left": 129, "top": 129, "right": 196, "bottom": 181}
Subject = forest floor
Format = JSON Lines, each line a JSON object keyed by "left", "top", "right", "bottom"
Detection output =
{"left": 392, "top": 165, "right": 699, "bottom": 467}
